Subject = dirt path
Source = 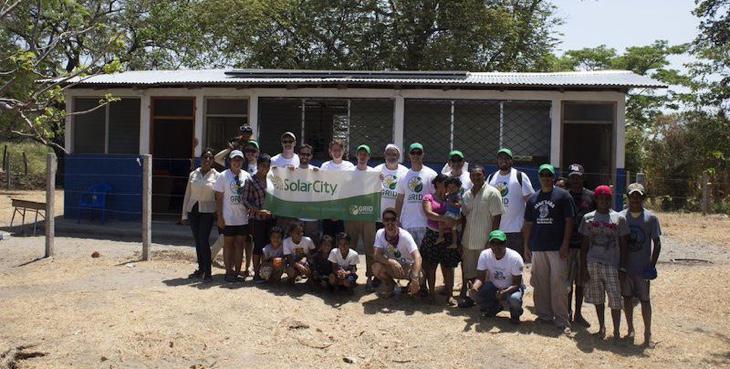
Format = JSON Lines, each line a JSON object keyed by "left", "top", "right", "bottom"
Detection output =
{"left": 0, "top": 233, "right": 728, "bottom": 369}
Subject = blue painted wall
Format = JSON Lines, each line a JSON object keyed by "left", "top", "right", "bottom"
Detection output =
{"left": 64, "top": 154, "right": 143, "bottom": 221}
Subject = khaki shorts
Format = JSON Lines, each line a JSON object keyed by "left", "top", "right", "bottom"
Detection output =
{"left": 622, "top": 273, "right": 651, "bottom": 302}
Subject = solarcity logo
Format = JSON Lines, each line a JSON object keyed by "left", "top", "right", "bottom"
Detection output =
{"left": 350, "top": 204, "right": 374, "bottom": 215}
{"left": 271, "top": 175, "right": 338, "bottom": 196}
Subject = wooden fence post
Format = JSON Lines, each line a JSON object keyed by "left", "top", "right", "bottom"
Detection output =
{"left": 5, "top": 152, "right": 10, "bottom": 190}
{"left": 45, "top": 153, "right": 57, "bottom": 258}
{"left": 701, "top": 172, "right": 710, "bottom": 215}
{"left": 142, "top": 154, "right": 151, "bottom": 261}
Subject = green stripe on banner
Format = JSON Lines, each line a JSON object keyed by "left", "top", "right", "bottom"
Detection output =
{"left": 266, "top": 192, "right": 381, "bottom": 222}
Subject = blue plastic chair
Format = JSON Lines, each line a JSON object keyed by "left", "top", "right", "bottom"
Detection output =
{"left": 78, "top": 183, "right": 112, "bottom": 224}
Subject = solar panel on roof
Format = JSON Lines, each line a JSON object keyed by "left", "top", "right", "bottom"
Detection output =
{"left": 224, "top": 69, "right": 470, "bottom": 80}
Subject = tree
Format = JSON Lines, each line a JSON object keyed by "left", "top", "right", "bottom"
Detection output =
{"left": 691, "top": 0, "right": 729, "bottom": 109}
{"left": 200, "top": 0, "right": 561, "bottom": 71}
{"left": 0, "top": 0, "right": 211, "bottom": 153}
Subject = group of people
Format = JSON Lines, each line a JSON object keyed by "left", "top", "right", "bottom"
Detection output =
{"left": 182, "top": 124, "right": 662, "bottom": 345}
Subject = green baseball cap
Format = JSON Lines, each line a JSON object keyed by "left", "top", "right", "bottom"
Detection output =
{"left": 246, "top": 140, "right": 259, "bottom": 150}
{"left": 356, "top": 144, "right": 371, "bottom": 155}
{"left": 488, "top": 230, "right": 507, "bottom": 243}
{"left": 497, "top": 148, "right": 513, "bottom": 158}
{"left": 409, "top": 142, "right": 424, "bottom": 152}
{"left": 538, "top": 163, "right": 555, "bottom": 175}
{"left": 449, "top": 150, "right": 464, "bottom": 159}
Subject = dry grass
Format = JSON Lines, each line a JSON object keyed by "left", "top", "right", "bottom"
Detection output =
{"left": 658, "top": 212, "right": 730, "bottom": 248}
{"left": 0, "top": 190, "right": 64, "bottom": 229}
{"left": 0, "top": 192, "right": 728, "bottom": 368}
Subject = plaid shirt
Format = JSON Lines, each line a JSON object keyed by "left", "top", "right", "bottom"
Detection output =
{"left": 244, "top": 174, "right": 268, "bottom": 220}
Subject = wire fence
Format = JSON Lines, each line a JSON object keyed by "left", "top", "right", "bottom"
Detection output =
{"left": 0, "top": 151, "right": 727, "bottom": 263}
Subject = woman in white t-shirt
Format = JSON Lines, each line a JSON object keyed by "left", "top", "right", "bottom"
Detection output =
{"left": 328, "top": 232, "right": 360, "bottom": 291}
{"left": 319, "top": 139, "right": 354, "bottom": 237}
{"left": 214, "top": 150, "right": 252, "bottom": 283}
{"left": 371, "top": 208, "right": 424, "bottom": 298}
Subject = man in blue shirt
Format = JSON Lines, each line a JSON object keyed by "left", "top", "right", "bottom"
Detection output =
{"left": 523, "top": 164, "right": 575, "bottom": 334}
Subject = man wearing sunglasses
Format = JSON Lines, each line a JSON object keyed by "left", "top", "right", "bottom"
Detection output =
{"left": 469, "top": 230, "right": 525, "bottom": 324}
{"left": 372, "top": 208, "right": 424, "bottom": 297}
{"left": 486, "top": 148, "right": 534, "bottom": 257}
{"left": 523, "top": 163, "right": 576, "bottom": 334}
{"left": 443, "top": 150, "right": 472, "bottom": 193}
{"left": 271, "top": 131, "right": 300, "bottom": 168}
{"left": 395, "top": 143, "right": 437, "bottom": 248}
{"left": 374, "top": 144, "right": 409, "bottom": 229}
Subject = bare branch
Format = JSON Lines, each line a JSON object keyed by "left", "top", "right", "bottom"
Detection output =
{"left": 31, "top": 54, "right": 105, "bottom": 100}
{"left": 9, "top": 130, "right": 68, "bottom": 154}
{"left": 0, "top": 0, "right": 22, "bottom": 21}
{"left": 64, "top": 100, "right": 111, "bottom": 117}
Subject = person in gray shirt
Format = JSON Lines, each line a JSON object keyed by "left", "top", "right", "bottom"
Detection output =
{"left": 579, "top": 185, "right": 629, "bottom": 341}
{"left": 619, "top": 183, "right": 661, "bottom": 347}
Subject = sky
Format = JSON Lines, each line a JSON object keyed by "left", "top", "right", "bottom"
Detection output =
{"left": 554, "top": 0, "right": 699, "bottom": 71}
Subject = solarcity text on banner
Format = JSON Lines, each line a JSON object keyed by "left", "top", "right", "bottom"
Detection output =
{"left": 265, "top": 168, "right": 381, "bottom": 222}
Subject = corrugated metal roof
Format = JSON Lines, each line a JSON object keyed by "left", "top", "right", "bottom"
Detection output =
{"left": 63, "top": 69, "right": 667, "bottom": 89}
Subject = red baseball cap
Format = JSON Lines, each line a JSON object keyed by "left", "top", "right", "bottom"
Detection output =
{"left": 594, "top": 185, "right": 613, "bottom": 198}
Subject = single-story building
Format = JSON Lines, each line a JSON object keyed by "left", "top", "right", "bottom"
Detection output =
{"left": 61, "top": 69, "right": 666, "bottom": 221}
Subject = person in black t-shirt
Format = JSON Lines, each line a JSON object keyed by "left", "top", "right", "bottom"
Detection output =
{"left": 523, "top": 164, "right": 576, "bottom": 334}
{"left": 566, "top": 163, "right": 596, "bottom": 327}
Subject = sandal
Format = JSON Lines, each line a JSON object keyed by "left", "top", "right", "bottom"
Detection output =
{"left": 447, "top": 297, "right": 458, "bottom": 306}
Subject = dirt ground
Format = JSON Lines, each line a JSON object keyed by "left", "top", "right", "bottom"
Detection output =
{"left": 0, "top": 191, "right": 729, "bottom": 369}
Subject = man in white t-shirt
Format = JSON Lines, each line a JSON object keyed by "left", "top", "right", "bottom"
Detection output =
{"left": 469, "top": 230, "right": 525, "bottom": 324}
{"left": 395, "top": 142, "right": 437, "bottom": 247}
{"left": 271, "top": 131, "right": 300, "bottom": 168}
{"left": 344, "top": 144, "right": 378, "bottom": 285}
{"left": 371, "top": 208, "right": 424, "bottom": 298}
{"left": 487, "top": 148, "right": 534, "bottom": 256}
{"left": 443, "top": 150, "right": 472, "bottom": 193}
{"left": 296, "top": 144, "right": 321, "bottom": 244}
{"left": 374, "top": 144, "right": 409, "bottom": 226}
{"left": 214, "top": 150, "right": 252, "bottom": 283}
{"left": 319, "top": 139, "right": 355, "bottom": 237}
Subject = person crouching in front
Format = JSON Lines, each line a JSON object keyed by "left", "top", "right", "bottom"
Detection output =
{"left": 259, "top": 226, "right": 286, "bottom": 283}
{"left": 283, "top": 221, "right": 316, "bottom": 284}
{"left": 328, "top": 232, "right": 360, "bottom": 293}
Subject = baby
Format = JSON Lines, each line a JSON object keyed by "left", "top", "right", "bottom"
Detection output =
{"left": 437, "top": 176, "right": 462, "bottom": 249}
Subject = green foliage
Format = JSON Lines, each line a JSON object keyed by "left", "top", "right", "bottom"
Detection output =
{"left": 0, "top": 140, "right": 52, "bottom": 189}
{"left": 644, "top": 112, "right": 730, "bottom": 210}
{"left": 690, "top": 0, "right": 729, "bottom": 108}
{"left": 200, "top": 0, "right": 561, "bottom": 71}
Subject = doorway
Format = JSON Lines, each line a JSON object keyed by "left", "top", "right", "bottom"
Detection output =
{"left": 151, "top": 97, "right": 195, "bottom": 219}
{"left": 562, "top": 102, "right": 614, "bottom": 188}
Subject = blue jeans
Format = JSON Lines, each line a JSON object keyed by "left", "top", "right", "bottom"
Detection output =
{"left": 475, "top": 281, "right": 524, "bottom": 319}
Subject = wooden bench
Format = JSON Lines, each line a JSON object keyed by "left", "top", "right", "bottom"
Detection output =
{"left": 10, "top": 198, "right": 46, "bottom": 236}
